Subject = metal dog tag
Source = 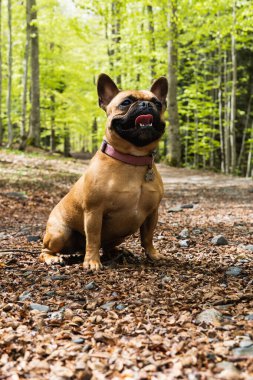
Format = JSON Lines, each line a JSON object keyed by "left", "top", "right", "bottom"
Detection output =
{"left": 145, "top": 167, "right": 155, "bottom": 182}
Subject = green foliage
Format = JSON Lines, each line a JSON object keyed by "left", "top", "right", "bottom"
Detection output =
{"left": 0, "top": 0, "right": 252, "bottom": 175}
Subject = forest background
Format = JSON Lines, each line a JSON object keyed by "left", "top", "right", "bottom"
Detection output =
{"left": 0, "top": 0, "right": 253, "bottom": 176}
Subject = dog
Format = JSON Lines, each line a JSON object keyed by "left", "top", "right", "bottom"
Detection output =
{"left": 40, "top": 73, "right": 168, "bottom": 270}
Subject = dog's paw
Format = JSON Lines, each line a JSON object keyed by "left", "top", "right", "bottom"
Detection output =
{"left": 83, "top": 258, "right": 103, "bottom": 271}
{"left": 146, "top": 249, "right": 166, "bottom": 261}
{"left": 39, "top": 251, "right": 63, "bottom": 265}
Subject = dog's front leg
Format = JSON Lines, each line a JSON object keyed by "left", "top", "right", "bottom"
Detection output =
{"left": 83, "top": 209, "right": 103, "bottom": 271}
{"left": 140, "top": 210, "right": 165, "bottom": 261}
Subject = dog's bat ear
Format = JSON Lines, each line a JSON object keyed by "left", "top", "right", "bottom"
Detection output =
{"left": 150, "top": 77, "right": 168, "bottom": 105}
{"left": 97, "top": 73, "right": 119, "bottom": 110}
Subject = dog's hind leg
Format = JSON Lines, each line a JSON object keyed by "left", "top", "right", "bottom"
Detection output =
{"left": 40, "top": 221, "right": 73, "bottom": 265}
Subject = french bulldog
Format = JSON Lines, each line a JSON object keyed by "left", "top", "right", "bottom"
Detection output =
{"left": 40, "top": 74, "right": 168, "bottom": 270}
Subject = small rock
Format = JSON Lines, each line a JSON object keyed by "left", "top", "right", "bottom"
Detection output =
{"left": 85, "top": 281, "right": 97, "bottom": 290}
{"left": 161, "top": 275, "right": 172, "bottom": 283}
{"left": 45, "top": 291, "right": 55, "bottom": 296}
{"left": 232, "top": 345, "right": 253, "bottom": 357}
{"left": 226, "top": 266, "right": 242, "bottom": 277}
{"left": 211, "top": 235, "right": 228, "bottom": 246}
{"left": 216, "top": 361, "right": 240, "bottom": 380}
{"left": 178, "top": 228, "right": 189, "bottom": 239}
{"left": 0, "top": 232, "right": 10, "bottom": 239}
{"left": 23, "top": 271, "right": 33, "bottom": 276}
{"left": 51, "top": 275, "right": 68, "bottom": 281}
{"left": 192, "top": 228, "right": 203, "bottom": 235}
{"left": 27, "top": 235, "right": 40, "bottom": 242}
{"left": 245, "top": 314, "right": 253, "bottom": 321}
{"left": 168, "top": 206, "right": 183, "bottom": 213}
{"left": 179, "top": 239, "right": 189, "bottom": 248}
{"left": 5, "top": 191, "right": 28, "bottom": 200}
{"left": 101, "top": 301, "right": 115, "bottom": 311}
{"left": 115, "top": 304, "right": 127, "bottom": 311}
{"left": 239, "top": 338, "right": 253, "bottom": 348}
{"left": 181, "top": 203, "right": 194, "bottom": 209}
{"left": 19, "top": 291, "right": 32, "bottom": 301}
{"left": 238, "top": 259, "right": 249, "bottom": 263}
{"left": 72, "top": 337, "right": 84, "bottom": 344}
{"left": 244, "top": 244, "right": 253, "bottom": 252}
{"left": 49, "top": 311, "right": 63, "bottom": 320}
{"left": 195, "top": 308, "right": 223, "bottom": 326}
{"left": 30, "top": 303, "right": 50, "bottom": 313}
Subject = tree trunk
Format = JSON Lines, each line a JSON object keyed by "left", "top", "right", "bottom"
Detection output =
{"left": 167, "top": 0, "right": 181, "bottom": 166}
{"left": 246, "top": 123, "right": 253, "bottom": 178}
{"left": 0, "top": 0, "right": 3, "bottom": 145}
{"left": 20, "top": 0, "right": 31, "bottom": 150}
{"left": 147, "top": 4, "right": 156, "bottom": 80}
{"left": 218, "top": 38, "right": 225, "bottom": 173}
{"left": 7, "top": 0, "right": 13, "bottom": 147}
{"left": 194, "top": 110, "right": 199, "bottom": 168}
{"left": 104, "top": 13, "right": 113, "bottom": 73}
{"left": 136, "top": 17, "right": 144, "bottom": 85}
{"left": 237, "top": 81, "right": 252, "bottom": 172}
{"left": 28, "top": 0, "right": 40, "bottom": 147}
{"left": 111, "top": 1, "right": 121, "bottom": 86}
{"left": 92, "top": 117, "right": 98, "bottom": 154}
{"left": 230, "top": 1, "right": 237, "bottom": 173}
{"left": 50, "top": 94, "right": 56, "bottom": 153}
{"left": 224, "top": 50, "right": 230, "bottom": 174}
{"left": 64, "top": 125, "right": 71, "bottom": 157}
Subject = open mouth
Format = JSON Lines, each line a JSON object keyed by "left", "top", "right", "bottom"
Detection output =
{"left": 135, "top": 114, "right": 153, "bottom": 128}
{"left": 111, "top": 110, "right": 165, "bottom": 147}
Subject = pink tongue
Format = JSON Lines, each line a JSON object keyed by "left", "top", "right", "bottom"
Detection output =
{"left": 135, "top": 114, "right": 153, "bottom": 126}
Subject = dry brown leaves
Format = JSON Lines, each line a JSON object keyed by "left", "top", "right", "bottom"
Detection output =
{"left": 0, "top": 151, "right": 253, "bottom": 379}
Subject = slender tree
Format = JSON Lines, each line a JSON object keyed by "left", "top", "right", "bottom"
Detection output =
{"left": 230, "top": 0, "right": 237, "bottom": 173}
{"left": 167, "top": 0, "right": 181, "bottom": 166}
{"left": 246, "top": 123, "right": 253, "bottom": 178}
{"left": 147, "top": 4, "right": 156, "bottom": 80}
{"left": 218, "top": 35, "right": 225, "bottom": 173}
{"left": 20, "top": 0, "right": 31, "bottom": 150}
{"left": 92, "top": 117, "right": 98, "bottom": 154}
{"left": 237, "top": 80, "right": 252, "bottom": 170}
{"left": 28, "top": 0, "right": 40, "bottom": 146}
{"left": 7, "top": 0, "right": 13, "bottom": 147}
{"left": 64, "top": 125, "right": 70, "bottom": 157}
{"left": 0, "top": 0, "right": 2, "bottom": 145}
{"left": 224, "top": 50, "right": 231, "bottom": 174}
{"left": 111, "top": 1, "right": 121, "bottom": 86}
{"left": 50, "top": 94, "right": 56, "bottom": 153}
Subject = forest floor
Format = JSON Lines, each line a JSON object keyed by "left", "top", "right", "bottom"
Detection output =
{"left": 0, "top": 150, "right": 253, "bottom": 380}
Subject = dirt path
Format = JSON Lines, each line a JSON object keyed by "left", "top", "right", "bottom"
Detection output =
{"left": 0, "top": 151, "right": 253, "bottom": 380}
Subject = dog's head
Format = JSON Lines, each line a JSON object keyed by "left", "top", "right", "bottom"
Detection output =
{"left": 97, "top": 74, "right": 168, "bottom": 151}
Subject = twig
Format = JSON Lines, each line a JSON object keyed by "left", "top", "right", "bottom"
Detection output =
{"left": 212, "top": 294, "right": 253, "bottom": 306}
{"left": 227, "top": 356, "right": 252, "bottom": 362}
{"left": 0, "top": 249, "right": 40, "bottom": 255}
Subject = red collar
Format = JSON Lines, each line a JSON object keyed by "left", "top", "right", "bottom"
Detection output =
{"left": 101, "top": 140, "right": 154, "bottom": 167}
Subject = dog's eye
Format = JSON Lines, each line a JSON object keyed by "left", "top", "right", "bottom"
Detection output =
{"left": 154, "top": 100, "right": 162, "bottom": 110}
{"left": 120, "top": 99, "right": 133, "bottom": 107}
